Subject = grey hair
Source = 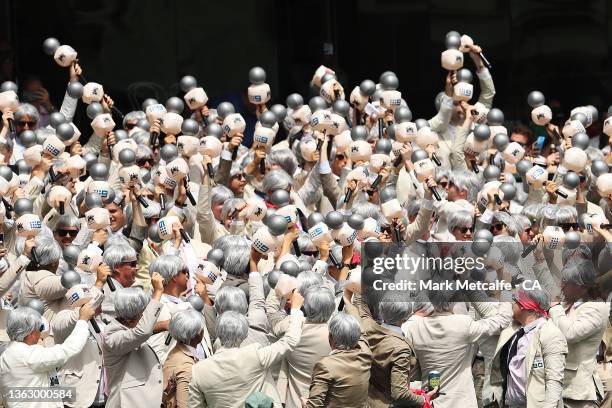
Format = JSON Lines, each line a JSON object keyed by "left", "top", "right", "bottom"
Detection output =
{"left": 561, "top": 259, "right": 597, "bottom": 288}
{"left": 103, "top": 244, "right": 137, "bottom": 274}
{"left": 123, "top": 110, "right": 146, "bottom": 128}
{"left": 450, "top": 171, "right": 481, "bottom": 201}
{"left": 304, "top": 285, "right": 335, "bottom": 323}
{"left": 211, "top": 185, "right": 234, "bottom": 208}
{"left": 149, "top": 255, "right": 186, "bottom": 285}
{"left": 379, "top": 291, "right": 414, "bottom": 326}
{"left": 406, "top": 200, "right": 423, "bottom": 218}
{"left": 556, "top": 205, "right": 577, "bottom": 224}
{"left": 35, "top": 127, "right": 55, "bottom": 143}
{"left": 268, "top": 149, "right": 298, "bottom": 177}
{"left": 518, "top": 288, "right": 550, "bottom": 316}
{"left": 114, "top": 287, "right": 149, "bottom": 320}
{"left": 221, "top": 198, "right": 246, "bottom": 220}
{"left": 7, "top": 307, "right": 42, "bottom": 342}
{"left": 493, "top": 235, "right": 521, "bottom": 265}
{"left": 262, "top": 169, "right": 293, "bottom": 194}
{"left": 169, "top": 309, "right": 205, "bottom": 344}
{"left": 428, "top": 280, "right": 456, "bottom": 312}
{"left": 585, "top": 146, "right": 604, "bottom": 162}
{"left": 329, "top": 312, "right": 361, "bottom": 350}
{"left": 327, "top": 245, "right": 343, "bottom": 268}
{"left": 435, "top": 167, "right": 449, "bottom": 183}
{"left": 229, "top": 161, "right": 245, "bottom": 179}
{"left": 297, "top": 271, "right": 324, "bottom": 295}
{"left": 521, "top": 203, "right": 544, "bottom": 222}
{"left": 15, "top": 103, "right": 40, "bottom": 122}
{"left": 125, "top": 199, "right": 160, "bottom": 223}
{"left": 493, "top": 212, "right": 519, "bottom": 236}
{"left": 413, "top": 291, "right": 434, "bottom": 315}
{"left": 29, "top": 234, "right": 62, "bottom": 267}
{"left": 55, "top": 214, "right": 81, "bottom": 231}
{"left": 131, "top": 131, "right": 150, "bottom": 146}
{"left": 216, "top": 311, "right": 249, "bottom": 348}
{"left": 297, "top": 232, "right": 316, "bottom": 254}
{"left": 214, "top": 286, "right": 248, "bottom": 315}
{"left": 514, "top": 214, "right": 531, "bottom": 231}
{"left": 447, "top": 210, "right": 473, "bottom": 232}
{"left": 213, "top": 235, "right": 250, "bottom": 277}
{"left": 104, "top": 233, "right": 131, "bottom": 248}
{"left": 136, "top": 144, "right": 153, "bottom": 162}
{"left": 351, "top": 201, "right": 382, "bottom": 223}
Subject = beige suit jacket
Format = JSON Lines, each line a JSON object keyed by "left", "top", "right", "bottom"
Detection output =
{"left": 163, "top": 343, "right": 198, "bottom": 408}
{"left": 272, "top": 319, "right": 331, "bottom": 408}
{"left": 490, "top": 320, "right": 568, "bottom": 408}
{"left": 304, "top": 337, "right": 372, "bottom": 408}
{"left": 18, "top": 269, "right": 68, "bottom": 323}
{"left": 52, "top": 309, "right": 104, "bottom": 408}
{"left": 345, "top": 294, "right": 424, "bottom": 408}
{"left": 404, "top": 302, "right": 512, "bottom": 408}
{"left": 101, "top": 298, "right": 163, "bottom": 408}
{"left": 549, "top": 301, "right": 607, "bottom": 401}
{"left": 188, "top": 313, "right": 305, "bottom": 408}
{"left": 0, "top": 255, "right": 30, "bottom": 342}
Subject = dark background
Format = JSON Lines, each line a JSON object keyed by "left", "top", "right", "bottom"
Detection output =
{"left": 1, "top": 0, "right": 612, "bottom": 132}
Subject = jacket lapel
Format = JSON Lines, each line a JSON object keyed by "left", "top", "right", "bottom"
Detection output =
{"left": 525, "top": 323, "right": 544, "bottom": 380}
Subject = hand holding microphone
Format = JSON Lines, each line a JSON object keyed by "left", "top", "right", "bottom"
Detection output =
{"left": 158, "top": 216, "right": 190, "bottom": 244}
{"left": 0, "top": 84, "right": 19, "bottom": 135}
{"left": 411, "top": 149, "right": 441, "bottom": 201}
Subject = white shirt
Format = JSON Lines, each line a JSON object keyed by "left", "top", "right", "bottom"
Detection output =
{"left": 0, "top": 320, "right": 89, "bottom": 408}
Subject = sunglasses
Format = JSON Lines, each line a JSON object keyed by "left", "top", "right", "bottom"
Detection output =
{"left": 490, "top": 223, "right": 505, "bottom": 232}
{"left": 136, "top": 158, "right": 154, "bottom": 166}
{"left": 125, "top": 123, "right": 137, "bottom": 130}
{"left": 17, "top": 120, "right": 36, "bottom": 127}
{"left": 232, "top": 173, "right": 246, "bottom": 180}
{"left": 335, "top": 154, "right": 346, "bottom": 161}
{"left": 455, "top": 226, "right": 473, "bottom": 234}
{"left": 302, "top": 250, "right": 319, "bottom": 257}
{"left": 439, "top": 181, "right": 449, "bottom": 188}
{"left": 559, "top": 222, "right": 579, "bottom": 232}
{"left": 56, "top": 229, "right": 78, "bottom": 237}
{"left": 120, "top": 260, "right": 138, "bottom": 268}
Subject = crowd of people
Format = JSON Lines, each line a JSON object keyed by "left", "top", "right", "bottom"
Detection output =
{"left": 0, "top": 33, "right": 608, "bottom": 408}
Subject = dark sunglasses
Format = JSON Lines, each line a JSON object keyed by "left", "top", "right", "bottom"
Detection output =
{"left": 231, "top": 173, "right": 246, "bottom": 180}
{"left": 17, "top": 120, "right": 36, "bottom": 127}
{"left": 120, "top": 260, "right": 138, "bottom": 268}
{"left": 335, "top": 154, "right": 346, "bottom": 161}
{"left": 439, "top": 181, "right": 449, "bottom": 188}
{"left": 125, "top": 123, "right": 137, "bottom": 130}
{"left": 559, "top": 222, "right": 579, "bottom": 232}
{"left": 56, "top": 229, "right": 78, "bottom": 237}
{"left": 490, "top": 223, "right": 505, "bottom": 232}
{"left": 136, "top": 158, "right": 154, "bottom": 166}
{"left": 301, "top": 250, "right": 319, "bottom": 257}
{"left": 455, "top": 226, "right": 473, "bottom": 234}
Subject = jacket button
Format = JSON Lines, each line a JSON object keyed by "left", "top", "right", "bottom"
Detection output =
{"left": 158, "top": 380, "right": 162, "bottom": 384}
{"left": 98, "top": 366, "right": 102, "bottom": 369}
{"left": 157, "top": 365, "right": 161, "bottom": 369}
{"left": 96, "top": 380, "right": 100, "bottom": 383}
